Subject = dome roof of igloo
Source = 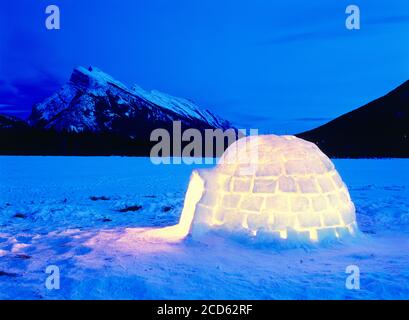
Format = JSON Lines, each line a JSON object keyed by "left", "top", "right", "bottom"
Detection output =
{"left": 190, "top": 135, "right": 357, "bottom": 242}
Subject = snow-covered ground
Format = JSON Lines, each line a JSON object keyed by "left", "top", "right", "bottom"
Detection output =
{"left": 0, "top": 156, "right": 408, "bottom": 299}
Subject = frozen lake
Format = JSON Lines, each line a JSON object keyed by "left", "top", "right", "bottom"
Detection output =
{"left": 0, "top": 156, "right": 409, "bottom": 299}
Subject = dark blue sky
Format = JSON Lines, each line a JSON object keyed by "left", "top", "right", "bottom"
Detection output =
{"left": 0, "top": 0, "right": 408, "bottom": 133}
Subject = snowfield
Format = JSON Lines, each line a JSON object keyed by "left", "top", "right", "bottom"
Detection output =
{"left": 0, "top": 156, "right": 409, "bottom": 299}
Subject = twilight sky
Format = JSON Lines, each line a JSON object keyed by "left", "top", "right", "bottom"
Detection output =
{"left": 0, "top": 0, "right": 408, "bottom": 133}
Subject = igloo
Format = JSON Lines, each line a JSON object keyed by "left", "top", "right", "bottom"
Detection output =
{"left": 146, "top": 135, "right": 358, "bottom": 243}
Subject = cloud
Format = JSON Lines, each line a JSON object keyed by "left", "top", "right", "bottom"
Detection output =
{"left": 260, "top": 12, "right": 409, "bottom": 46}
{"left": 367, "top": 14, "right": 409, "bottom": 26}
{"left": 0, "top": 72, "right": 61, "bottom": 113}
{"left": 0, "top": 103, "right": 28, "bottom": 118}
{"left": 260, "top": 30, "right": 334, "bottom": 45}
{"left": 294, "top": 117, "right": 332, "bottom": 122}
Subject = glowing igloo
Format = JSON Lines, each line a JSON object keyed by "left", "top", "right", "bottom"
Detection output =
{"left": 147, "top": 135, "right": 358, "bottom": 243}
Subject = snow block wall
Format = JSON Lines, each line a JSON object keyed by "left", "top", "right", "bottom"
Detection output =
{"left": 187, "top": 135, "right": 358, "bottom": 242}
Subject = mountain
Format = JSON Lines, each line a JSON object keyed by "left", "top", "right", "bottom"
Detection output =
{"left": 0, "top": 66, "right": 234, "bottom": 156}
{"left": 2, "top": 67, "right": 408, "bottom": 157}
{"left": 29, "top": 66, "right": 231, "bottom": 134}
{"left": 0, "top": 114, "right": 28, "bottom": 130}
{"left": 297, "top": 80, "right": 409, "bottom": 158}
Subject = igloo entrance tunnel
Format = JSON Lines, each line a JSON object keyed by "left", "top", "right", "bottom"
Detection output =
{"left": 146, "top": 135, "right": 358, "bottom": 243}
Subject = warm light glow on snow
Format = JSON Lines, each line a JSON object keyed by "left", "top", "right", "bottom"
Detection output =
{"left": 144, "top": 134, "right": 358, "bottom": 243}
{"left": 143, "top": 171, "right": 205, "bottom": 241}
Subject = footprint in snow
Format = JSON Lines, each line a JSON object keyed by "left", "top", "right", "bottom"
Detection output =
{"left": 117, "top": 205, "right": 142, "bottom": 213}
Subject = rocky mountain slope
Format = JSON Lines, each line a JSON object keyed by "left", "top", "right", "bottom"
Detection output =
{"left": 0, "top": 66, "right": 234, "bottom": 156}
{"left": 29, "top": 66, "right": 231, "bottom": 135}
{"left": 298, "top": 80, "right": 409, "bottom": 158}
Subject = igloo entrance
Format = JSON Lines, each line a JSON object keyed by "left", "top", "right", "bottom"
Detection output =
{"left": 146, "top": 135, "right": 358, "bottom": 243}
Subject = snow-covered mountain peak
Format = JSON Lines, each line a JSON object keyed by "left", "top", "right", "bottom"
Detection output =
{"left": 70, "top": 66, "right": 131, "bottom": 94}
{"left": 29, "top": 66, "right": 232, "bottom": 135}
{"left": 131, "top": 84, "right": 227, "bottom": 128}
